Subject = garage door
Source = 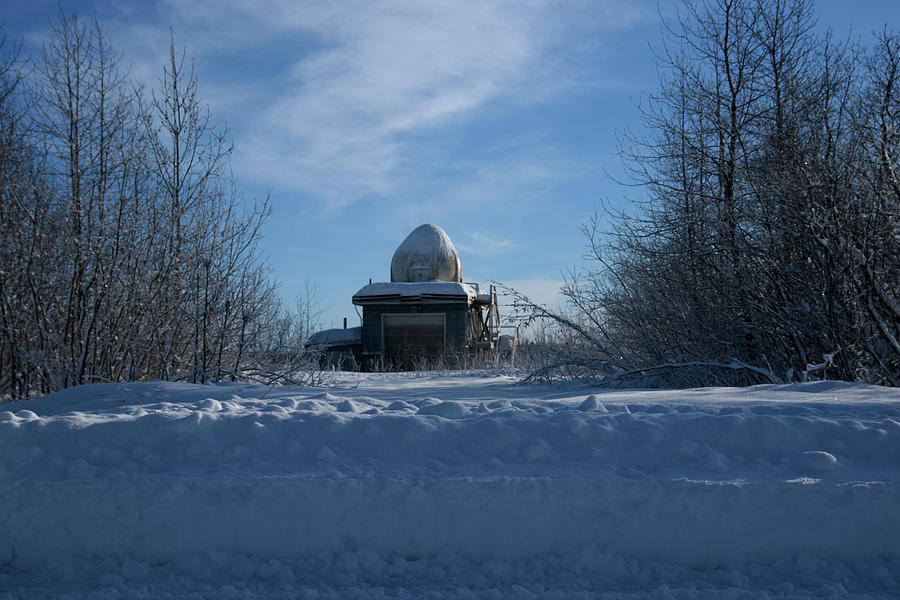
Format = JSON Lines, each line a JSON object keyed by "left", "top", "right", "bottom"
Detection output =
{"left": 383, "top": 313, "right": 445, "bottom": 367}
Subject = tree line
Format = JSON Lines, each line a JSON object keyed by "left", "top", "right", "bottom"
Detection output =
{"left": 511, "top": 0, "right": 899, "bottom": 386}
{"left": 0, "top": 13, "right": 313, "bottom": 400}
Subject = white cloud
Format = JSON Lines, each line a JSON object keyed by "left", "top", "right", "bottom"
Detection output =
{"left": 456, "top": 232, "right": 523, "bottom": 257}
{"left": 237, "top": 1, "right": 555, "bottom": 209}
{"left": 95, "top": 0, "right": 648, "bottom": 214}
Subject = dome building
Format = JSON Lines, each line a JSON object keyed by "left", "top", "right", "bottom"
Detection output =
{"left": 349, "top": 224, "right": 506, "bottom": 369}
{"left": 389, "top": 224, "right": 462, "bottom": 283}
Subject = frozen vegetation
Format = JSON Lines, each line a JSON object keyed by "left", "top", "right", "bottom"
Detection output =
{"left": 1, "top": 372, "right": 899, "bottom": 598}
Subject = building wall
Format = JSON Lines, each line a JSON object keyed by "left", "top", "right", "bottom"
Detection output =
{"left": 360, "top": 303, "right": 474, "bottom": 359}
{"left": 319, "top": 345, "right": 362, "bottom": 371}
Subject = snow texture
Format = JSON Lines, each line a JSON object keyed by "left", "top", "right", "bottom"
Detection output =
{"left": 306, "top": 326, "right": 361, "bottom": 347}
{"left": 2, "top": 373, "right": 900, "bottom": 598}
{"left": 390, "top": 223, "right": 462, "bottom": 283}
{"left": 353, "top": 280, "right": 477, "bottom": 303}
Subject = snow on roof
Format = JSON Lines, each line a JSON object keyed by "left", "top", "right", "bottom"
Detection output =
{"left": 353, "top": 281, "right": 477, "bottom": 304}
{"left": 306, "top": 326, "right": 361, "bottom": 347}
{"left": 390, "top": 224, "right": 462, "bottom": 283}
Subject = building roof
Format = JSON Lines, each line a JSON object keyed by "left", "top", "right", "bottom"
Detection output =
{"left": 390, "top": 224, "right": 462, "bottom": 283}
{"left": 352, "top": 281, "right": 477, "bottom": 305}
{"left": 306, "top": 326, "right": 362, "bottom": 347}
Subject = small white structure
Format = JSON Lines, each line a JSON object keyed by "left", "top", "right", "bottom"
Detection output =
{"left": 390, "top": 224, "right": 462, "bottom": 283}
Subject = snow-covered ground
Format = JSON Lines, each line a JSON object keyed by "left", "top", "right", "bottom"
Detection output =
{"left": 2, "top": 371, "right": 899, "bottom": 599}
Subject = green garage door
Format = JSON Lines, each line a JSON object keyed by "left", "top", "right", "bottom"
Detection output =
{"left": 383, "top": 313, "right": 445, "bottom": 368}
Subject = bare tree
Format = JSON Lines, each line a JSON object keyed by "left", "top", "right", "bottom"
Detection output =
{"left": 145, "top": 33, "right": 286, "bottom": 385}
{"left": 0, "top": 32, "right": 46, "bottom": 399}
{"left": 514, "top": 0, "right": 898, "bottom": 386}
{"left": 0, "top": 16, "right": 314, "bottom": 399}
{"left": 848, "top": 27, "right": 900, "bottom": 384}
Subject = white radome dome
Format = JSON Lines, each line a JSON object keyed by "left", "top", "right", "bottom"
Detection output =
{"left": 390, "top": 224, "right": 462, "bottom": 283}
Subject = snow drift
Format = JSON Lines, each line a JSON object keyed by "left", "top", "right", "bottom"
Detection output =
{"left": 2, "top": 373, "right": 899, "bottom": 598}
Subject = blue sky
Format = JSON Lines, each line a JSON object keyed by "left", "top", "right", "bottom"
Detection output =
{"left": 4, "top": 0, "right": 897, "bottom": 330}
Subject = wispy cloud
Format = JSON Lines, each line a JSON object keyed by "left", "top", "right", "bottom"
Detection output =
{"left": 94, "top": 0, "right": 648, "bottom": 215}
{"left": 19, "top": 1, "right": 651, "bottom": 215}
{"left": 238, "top": 0, "right": 561, "bottom": 209}
{"left": 457, "top": 232, "right": 523, "bottom": 257}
